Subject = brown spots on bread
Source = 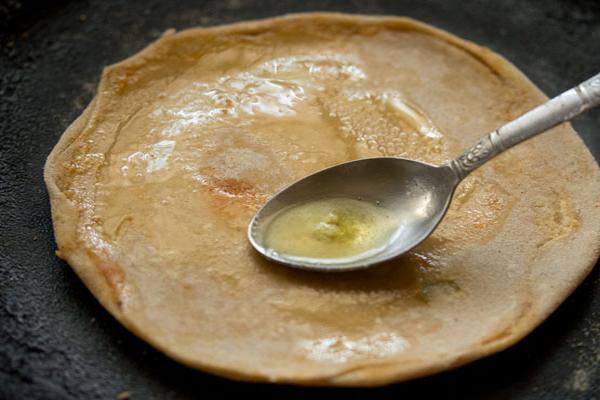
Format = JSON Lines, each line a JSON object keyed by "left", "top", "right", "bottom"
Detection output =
{"left": 202, "top": 176, "right": 268, "bottom": 230}
{"left": 209, "top": 178, "right": 255, "bottom": 197}
{"left": 479, "top": 326, "right": 513, "bottom": 346}
{"left": 533, "top": 190, "right": 581, "bottom": 248}
{"left": 87, "top": 249, "right": 126, "bottom": 310}
{"left": 435, "top": 175, "right": 514, "bottom": 246}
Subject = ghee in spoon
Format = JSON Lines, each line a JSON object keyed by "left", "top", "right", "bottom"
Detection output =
{"left": 263, "top": 198, "right": 397, "bottom": 259}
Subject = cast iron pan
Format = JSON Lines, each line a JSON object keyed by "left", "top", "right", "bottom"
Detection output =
{"left": 1, "top": 1, "right": 599, "bottom": 399}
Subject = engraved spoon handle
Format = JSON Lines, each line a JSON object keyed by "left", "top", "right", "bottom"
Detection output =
{"left": 449, "top": 72, "right": 600, "bottom": 180}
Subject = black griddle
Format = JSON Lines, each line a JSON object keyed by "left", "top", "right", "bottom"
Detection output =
{"left": 1, "top": 1, "right": 599, "bottom": 399}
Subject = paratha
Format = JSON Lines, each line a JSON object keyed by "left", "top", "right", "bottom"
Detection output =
{"left": 44, "top": 13, "right": 600, "bottom": 386}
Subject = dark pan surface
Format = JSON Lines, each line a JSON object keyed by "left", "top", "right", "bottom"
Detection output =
{"left": 1, "top": 1, "right": 599, "bottom": 399}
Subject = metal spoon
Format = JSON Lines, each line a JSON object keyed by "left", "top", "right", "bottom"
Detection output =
{"left": 248, "top": 73, "right": 600, "bottom": 272}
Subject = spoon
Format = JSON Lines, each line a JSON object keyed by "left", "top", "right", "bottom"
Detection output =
{"left": 248, "top": 72, "right": 600, "bottom": 272}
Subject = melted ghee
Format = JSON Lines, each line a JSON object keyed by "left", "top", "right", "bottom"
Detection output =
{"left": 263, "top": 198, "right": 397, "bottom": 259}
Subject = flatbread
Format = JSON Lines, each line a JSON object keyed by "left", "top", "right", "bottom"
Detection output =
{"left": 44, "top": 13, "right": 600, "bottom": 386}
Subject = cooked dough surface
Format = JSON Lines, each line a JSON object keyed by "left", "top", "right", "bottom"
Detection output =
{"left": 45, "top": 14, "right": 600, "bottom": 385}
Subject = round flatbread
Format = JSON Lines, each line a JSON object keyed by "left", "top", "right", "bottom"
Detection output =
{"left": 44, "top": 13, "right": 600, "bottom": 386}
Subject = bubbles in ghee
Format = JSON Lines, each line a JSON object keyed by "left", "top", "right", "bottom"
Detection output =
{"left": 264, "top": 198, "right": 397, "bottom": 259}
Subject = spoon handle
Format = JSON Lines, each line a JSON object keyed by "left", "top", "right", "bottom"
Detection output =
{"left": 449, "top": 72, "right": 600, "bottom": 180}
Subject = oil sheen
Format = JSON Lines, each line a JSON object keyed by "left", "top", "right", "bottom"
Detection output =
{"left": 264, "top": 198, "right": 397, "bottom": 259}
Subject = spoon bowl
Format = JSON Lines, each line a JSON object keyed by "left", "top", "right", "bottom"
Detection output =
{"left": 249, "top": 158, "right": 458, "bottom": 271}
